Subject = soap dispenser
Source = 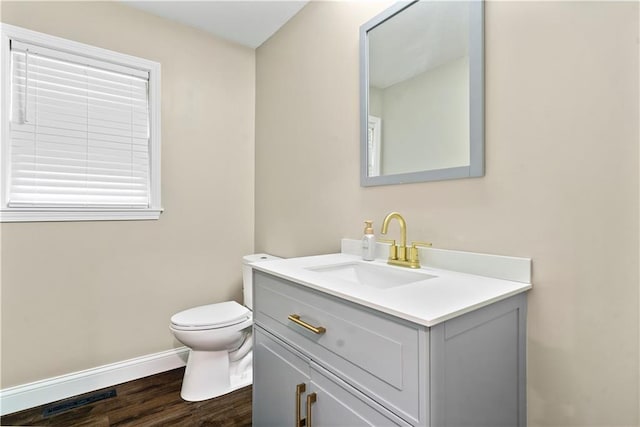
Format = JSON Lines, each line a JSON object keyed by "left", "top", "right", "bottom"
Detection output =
{"left": 362, "top": 220, "right": 376, "bottom": 261}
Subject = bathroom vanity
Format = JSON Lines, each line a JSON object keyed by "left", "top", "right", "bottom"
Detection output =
{"left": 251, "top": 243, "right": 531, "bottom": 427}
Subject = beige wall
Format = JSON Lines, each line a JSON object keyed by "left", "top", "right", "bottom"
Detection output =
{"left": 0, "top": 2, "right": 255, "bottom": 387}
{"left": 256, "top": 1, "right": 639, "bottom": 426}
{"left": 381, "top": 56, "right": 470, "bottom": 174}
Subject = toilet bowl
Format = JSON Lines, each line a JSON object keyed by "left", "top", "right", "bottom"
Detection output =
{"left": 170, "top": 253, "right": 280, "bottom": 402}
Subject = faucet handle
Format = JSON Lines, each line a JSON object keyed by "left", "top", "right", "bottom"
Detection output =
{"left": 411, "top": 241, "right": 433, "bottom": 249}
{"left": 409, "top": 241, "right": 433, "bottom": 265}
{"left": 378, "top": 238, "right": 398, "bottom": 260}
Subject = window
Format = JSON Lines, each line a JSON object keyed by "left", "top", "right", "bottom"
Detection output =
{"left": 0, "top": 24, "right": 161, "bottom": 221}
{"left": 367, "top": 115, "right": 381, "bottom": 177}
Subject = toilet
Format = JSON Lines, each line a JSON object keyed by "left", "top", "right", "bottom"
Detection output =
{"left": 170, "top": 253, "right": 280, "bottom": 401}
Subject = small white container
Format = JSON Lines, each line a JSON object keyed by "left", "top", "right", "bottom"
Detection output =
{"left": 362, "top": 220, "right": 376, "bottom": 261}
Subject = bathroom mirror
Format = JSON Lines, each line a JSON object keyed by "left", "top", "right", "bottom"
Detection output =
{"left": 360, "top": 0, "right": 484, "bottom": 186}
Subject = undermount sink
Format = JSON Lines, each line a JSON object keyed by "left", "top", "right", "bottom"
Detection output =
{"left": 307, "top": 261, "right": 436, "bottom": 289}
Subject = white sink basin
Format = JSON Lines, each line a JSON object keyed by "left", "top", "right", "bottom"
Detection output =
{"left": 307, "top": 262, "right": 436, "bottom": 289}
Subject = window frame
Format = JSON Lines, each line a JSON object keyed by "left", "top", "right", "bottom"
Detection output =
{"left": 0, "top": 23, "right": 162, "bottom": 222}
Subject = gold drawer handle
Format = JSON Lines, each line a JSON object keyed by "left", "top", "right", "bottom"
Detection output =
{"left": 288, "top": 314, "right": 326, "bottom": 335}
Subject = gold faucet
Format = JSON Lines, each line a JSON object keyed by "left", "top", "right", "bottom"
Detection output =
{"left": 380, "top": 212, "right": 432, "bottom": 269}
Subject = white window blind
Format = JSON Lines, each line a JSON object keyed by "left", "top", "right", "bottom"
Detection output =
{"left": 8, "top": 40, "right": 151, "bottom": 208}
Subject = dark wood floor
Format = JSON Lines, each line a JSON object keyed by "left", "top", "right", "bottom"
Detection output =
{"left": 1, "top": 367, "right": 252, "bottom": 426}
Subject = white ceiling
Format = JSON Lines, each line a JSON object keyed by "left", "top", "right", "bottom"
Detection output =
{"left": 369, "top": 1, "right": 469, "bottom": 89}
{"left": 121, "top": 1, "right": 308, "bottom": 49}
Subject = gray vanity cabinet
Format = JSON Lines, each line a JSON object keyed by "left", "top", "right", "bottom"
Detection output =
{"left": 252, "top": 270, "right": 527, "bottom": 427}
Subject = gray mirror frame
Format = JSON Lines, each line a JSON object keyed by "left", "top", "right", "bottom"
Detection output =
{"left": 360, "top": 0, "right": 485, "bottom": 187}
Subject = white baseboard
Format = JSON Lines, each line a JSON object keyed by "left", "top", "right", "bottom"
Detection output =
{"left": 0, "top": 346, "right": 189, "bottom": 416}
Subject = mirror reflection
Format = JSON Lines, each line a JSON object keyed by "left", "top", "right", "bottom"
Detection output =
{"left": 360, "top": 0, "right": 484, "bottom": 186}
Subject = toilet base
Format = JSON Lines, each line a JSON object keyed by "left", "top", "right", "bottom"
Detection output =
{"left": 180, "top": 348, "right": 252, "bottom": 402}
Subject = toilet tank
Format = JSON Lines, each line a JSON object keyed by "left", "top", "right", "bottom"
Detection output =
{"left": 242, "top": 254, "right": 281, "bottom": 309}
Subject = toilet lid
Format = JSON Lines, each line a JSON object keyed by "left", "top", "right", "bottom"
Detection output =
{"left": 171, "top": 301, "right": 250, "bottom": 329}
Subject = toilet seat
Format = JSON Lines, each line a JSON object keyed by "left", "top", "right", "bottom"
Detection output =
{"left": 170, "top": 301, "right": 251, "bottom": 331}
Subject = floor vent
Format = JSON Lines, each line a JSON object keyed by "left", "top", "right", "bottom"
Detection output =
{"left": 42, "top": 389, "right": 117, "bottom": 417}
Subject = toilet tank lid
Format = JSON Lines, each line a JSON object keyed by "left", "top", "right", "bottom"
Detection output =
{"left": 171, "top": 301, "right": 250, "bottom": 328}
{"left": 243, "top": 253, "right": 281, "bottom": 265}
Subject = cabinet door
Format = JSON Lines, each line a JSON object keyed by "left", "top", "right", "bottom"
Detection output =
{"left": 308, "top": 363, "right": 410, "bottom": 427}
{"left": 253, "top": 327, "right": 310, "bottom": 427}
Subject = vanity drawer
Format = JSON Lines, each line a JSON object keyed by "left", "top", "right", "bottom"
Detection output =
{"left": 253, "top": 270, "right": 428, "bottom": 425}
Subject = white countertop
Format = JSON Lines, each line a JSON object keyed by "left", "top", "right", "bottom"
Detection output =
{"left": 252, "top": 252, "right": 532, "bottom": 327}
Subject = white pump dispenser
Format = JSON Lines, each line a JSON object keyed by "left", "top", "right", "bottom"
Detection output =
{"left": 362, "top": 220, "right": 376, "bottom": 261}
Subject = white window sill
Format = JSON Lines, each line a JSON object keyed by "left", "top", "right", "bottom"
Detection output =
{"left": 0, "top": 208, "right": 163, "bottom": 222}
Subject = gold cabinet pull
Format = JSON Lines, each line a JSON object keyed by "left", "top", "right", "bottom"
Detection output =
{"left": 306, "top": 392, "right": 317, "bottom": 427}
{"left": 287, "top": 314, "right": 326, "bottom": 335}
{"left": 295, "top": 383, "right": 306, "bottom": 427}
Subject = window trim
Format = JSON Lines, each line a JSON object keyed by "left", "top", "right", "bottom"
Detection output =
{"left": 0, "top": 23, "right": 162, "bottom": 222}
